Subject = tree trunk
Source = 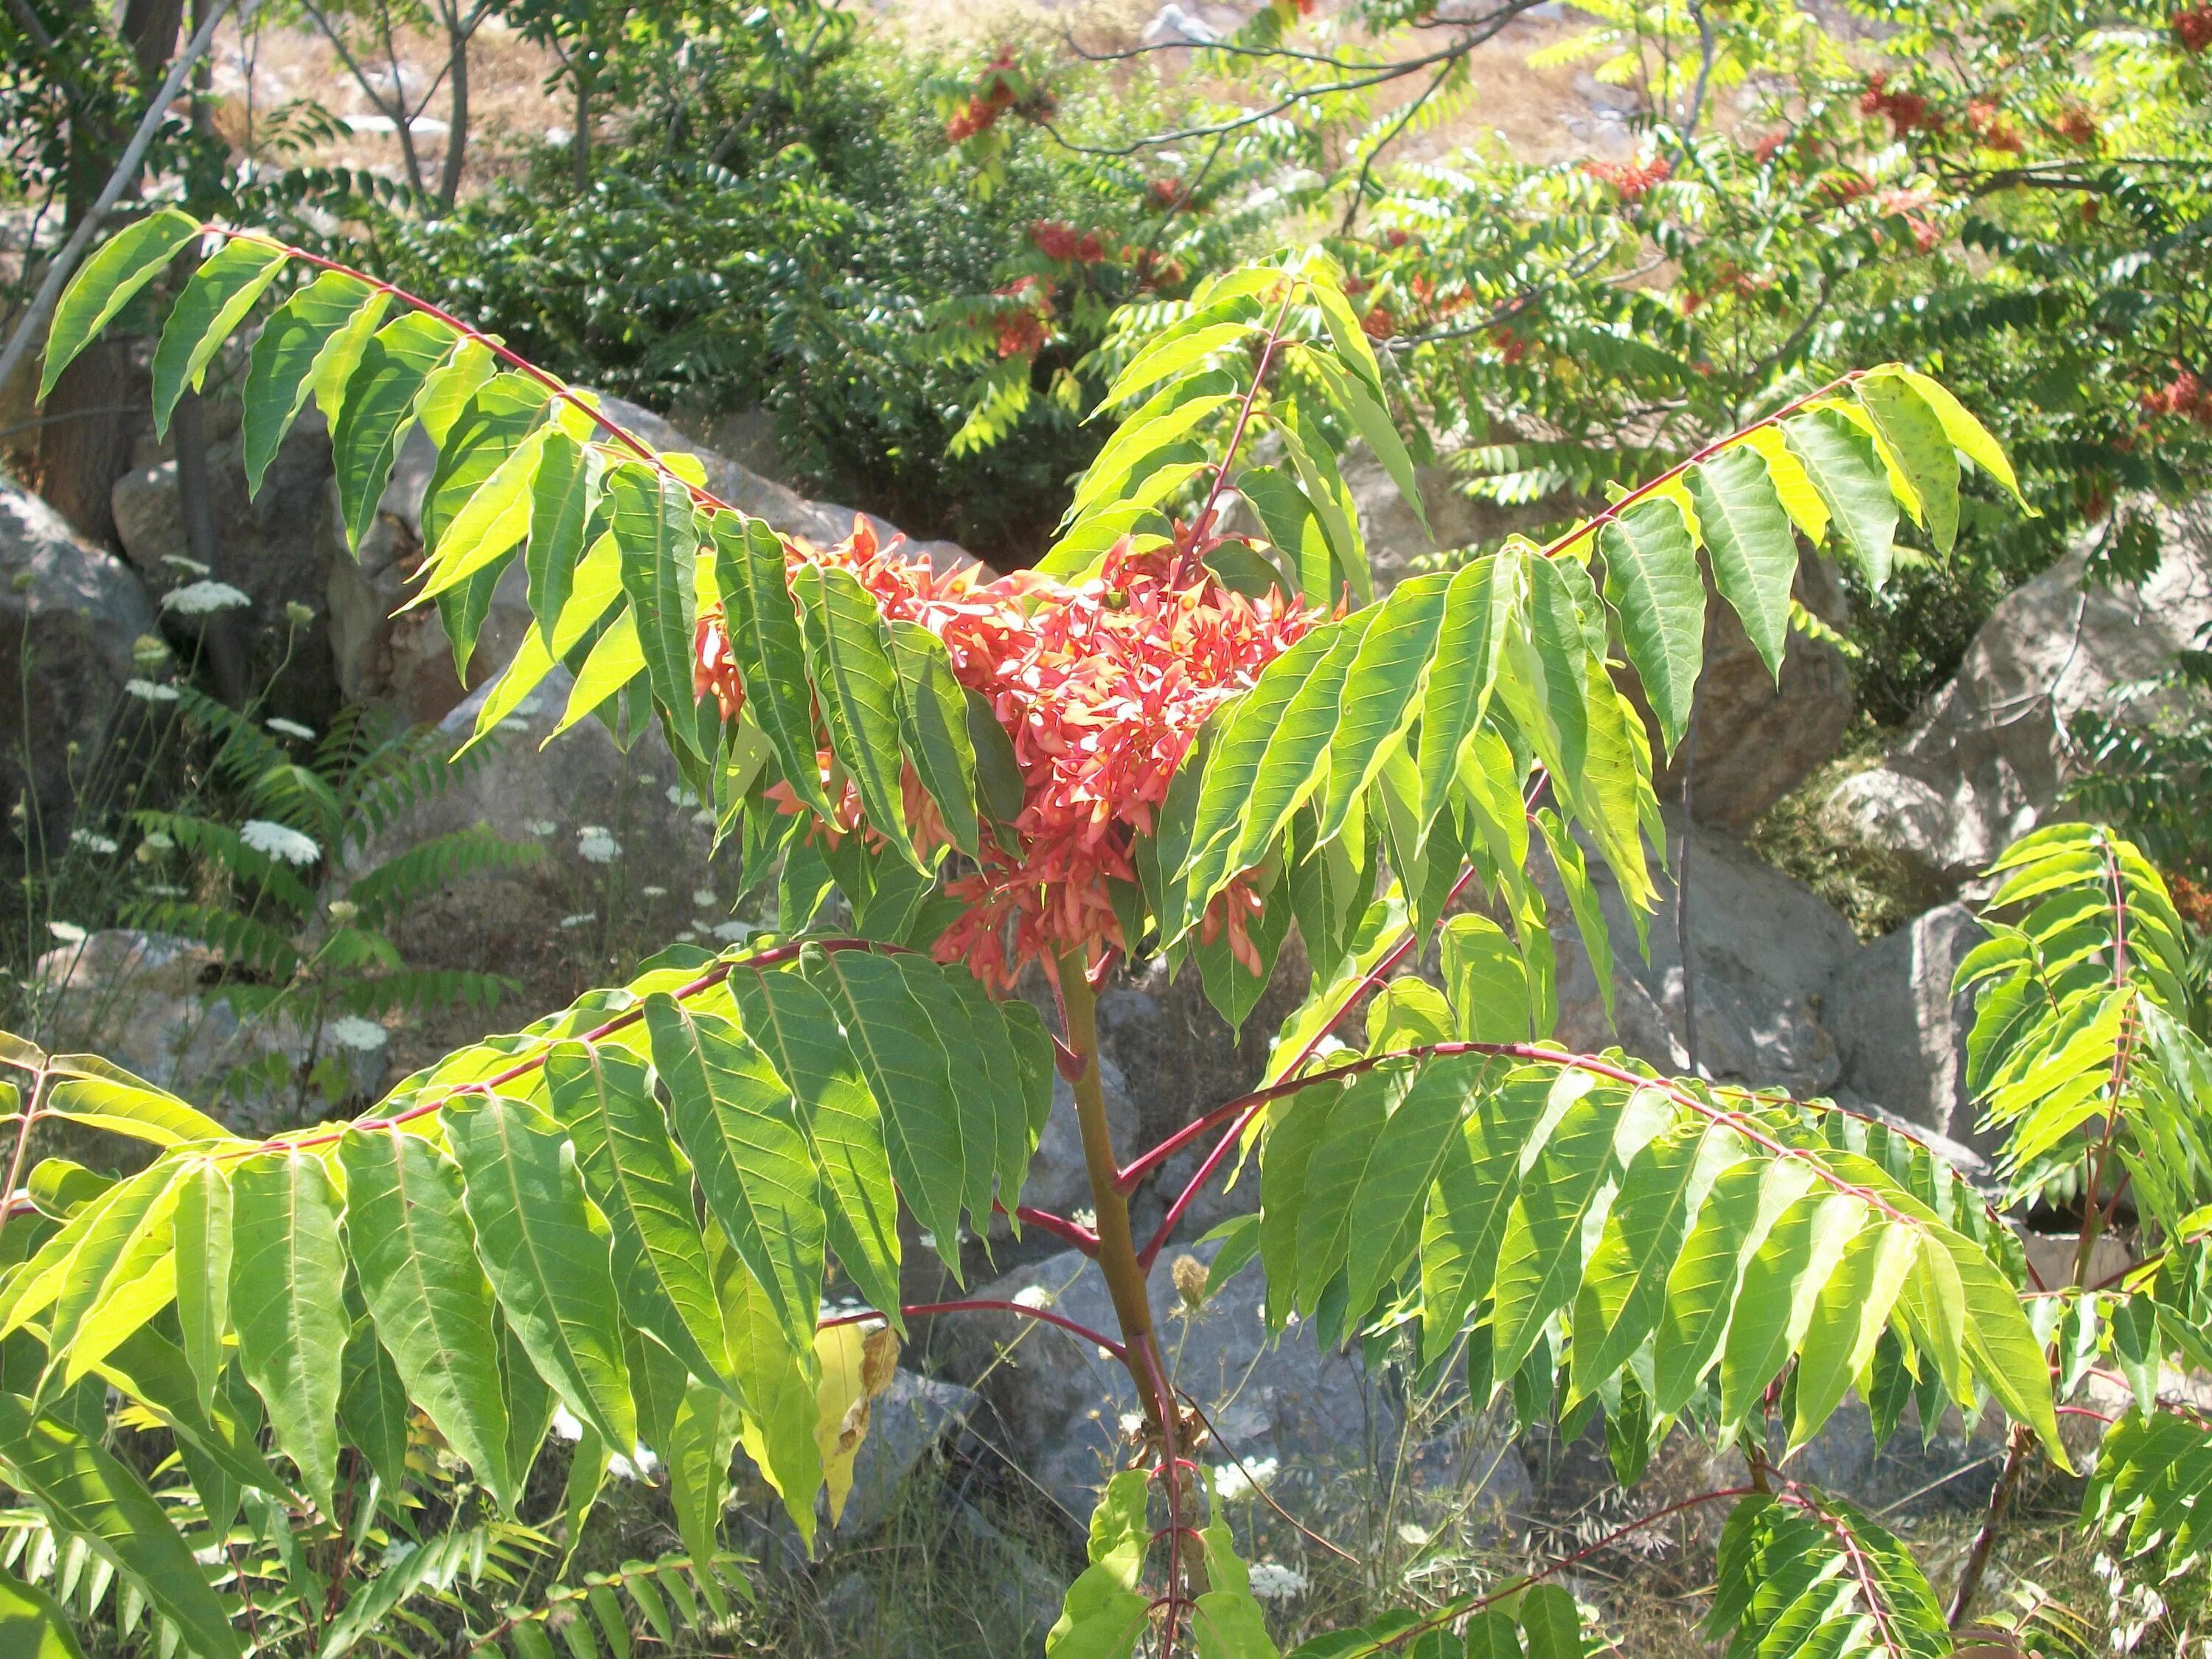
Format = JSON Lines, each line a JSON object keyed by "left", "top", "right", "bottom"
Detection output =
{"left": 572, "top": 55, "right": 593, "bottom": 192}
{"left": 35, "top": 0, "right": 184, "bottom": 543}
{"left": 437, "top": 2, "right": 470, "bottom": 209}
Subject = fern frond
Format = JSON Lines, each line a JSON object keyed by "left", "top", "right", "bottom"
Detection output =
{"left": 125, "top": 900, "right": 303, "bottom": 981}
{"left": 133, "top": 812, "right": 319, "bottom": 914}
{"left": 349, "top": 827, "right": 546, "bottom": 922}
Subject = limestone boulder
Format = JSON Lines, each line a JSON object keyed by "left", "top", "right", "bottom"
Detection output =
{"left": 0, "top": 479, "right": 158, "bottom": 855}
{"left": 926, "top": 1238, "right": 1528, "bottom": 1528}
{"left": 1826, "top": 502, "right": 2212, "bottom": 888}
{"left": 1547, "top": 813, "right": 1861, "bottom": 1096}
{"left": 1644, "top": 554, "right": 1857, "bottom": 832}
{"left": 111, "top": 414, "right": 344, "bottom": 720}
{"left": 27, "top": 929, "right": 378, "bottom": 1132}
{"left": 1823, "top": 902, "right": 1991, "bottom": 1154}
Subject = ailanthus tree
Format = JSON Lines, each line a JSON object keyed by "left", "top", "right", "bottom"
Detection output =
{"left": 0, "top": 204, "right": 2203, "bottom": 1659}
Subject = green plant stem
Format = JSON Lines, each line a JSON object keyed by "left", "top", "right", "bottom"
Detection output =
{"left": 0, "top": 1069, "right": 46, "bottom": 1251}
{"left": 1057, "top": 956, "right": 1158, "bottom": 1380}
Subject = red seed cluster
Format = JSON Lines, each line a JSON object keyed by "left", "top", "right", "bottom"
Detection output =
{"left": 1966, "top": 99, "right": 2023, "bottom": 153}
{"left": 2176, "top": 7, "right": 2212, "bottom": 50}
{"left": 1581, "top": 156, "right": 1672, "bottom": 201}
{"left": 1032, "top": 220, "right": 1106, "bottom": 263}
{"left": 2054, "top": 105, "right": 2101, "bottom": 147}
{"left": 989, "top": 276, "right": 1054, "bottom": 359}
{"left": 2140, "top": 367, "right": 2212, "bottom": 425}
{"left": 699, "top": 518, "right": 1321, "bottom": 989}
{"left": 1860, "top": 73, "right": 1944, "bottom": 137}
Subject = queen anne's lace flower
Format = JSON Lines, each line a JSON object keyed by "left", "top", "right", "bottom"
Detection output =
{"left": 1245, "top": 1563, "right": 1307, "bottom": 1601}
{"left": 125, "top": 678, "right": 181, "bottom": 702}
{"left": 70, "top": 830, "right": 119, "bottom": 855}
{"left": 240, "top": 819, "right": 321, "bottom": 866}
{"left": 161, "top": 580, "right": 251, "bottom": 616}
{"left": 577, "top": 826, "right": 620, "bottom": 863}
{"left": 266, "top": 717, "right": 316, "bottom": 740}
{"left": 327, "top": 1015, "right": 389, "bottom": 1051}
{"left": 696, "top": 518, "right": 1319, "bottom": 989}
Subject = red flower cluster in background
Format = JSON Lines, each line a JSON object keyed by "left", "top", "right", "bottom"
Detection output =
{"left": 945, "top": 46, "right": 1055, "bottom": 142}
{"left": 1581, "top": 156, "right": 1672, "bottom": 201}
{"left": 2054, "top": 105, "right": 2101, "bottom": 147}
{"left": 2140, "top": 366, "right": 2212, "bottom": 425}
{"left": 1032, "top": 220, "right": 1106, "bottom": 263}
{"left": 1966, "top": 98, "right": 2023, "bottom": 152}
{"left": 2176, "top": 7, "right": 2212, "bottom": 50}
{"left": 988, "top": 275, "right": 1054, "bottom": 358}
{"left": 695, "top": 519, "right": 1321, "bottom": 989}
{"left": 1860, "top": 73, "right": 1944, "bottom": 136}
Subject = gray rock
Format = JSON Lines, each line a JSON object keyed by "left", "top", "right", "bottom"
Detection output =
{"left": 344, "top": 662, "right": 741, "bottom": 1023}
{"left": 1346, "top": 446, "right": 1856, "bottom": 829}
{"left": 0, "top": 479, "right": 158, "bottom": 853}
{"left": 835, "top": 1370, "right": 980, "bottom": 1538}
{"left": 1644, "top": 554, "right": 1857, "bottom": 832}
{"left": 1824, "top": 902, "right": 1989, "bottom": 1150}
{"left": 1826, "top": 503, "right": 2212, "bottom": 888}
{"left": 1335, "top": 444, "right": 1551, "bottom": 596}
{"left": 111, "top": 414, "right": 344, "bottom": 717}
{"left": 597, "top": 397, "right": 978, "bottom": 580}
{"left": 116, "top": 393, "right": 976, "bottom": 729}
{"left": 930, "top": 1238, "right": 1527, "bottom": 1528}
{"left": 26, "top": 929, "right": 374, "bottom": 1130}
{"left": 1019, "top": 1051, "right": 1138, "bottom": 1220}
{"left": 1549, "top": 814, "right": 1861, "bottom": 1095}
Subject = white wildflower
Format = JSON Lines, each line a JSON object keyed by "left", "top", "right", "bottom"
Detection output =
{"left": 1072, "top": 1208, "right": 1098, "bottom": 1231}
{"left": 160, "top": 554, "right": 212, "bottom": 577}
{"left": 47, "top": 921, "right": 86, "bottom": 944}
{"left": 549, "top": 1406, "right": 584, "bottom": 1443}
{"left": 692, "top": 808, "right": 716, "bottom": 828}
{"left": 1213, "top": 1457, "right": 1276, "bottom": 1503}
{"left": 161, "top": 580, "right": 252, "bottom": 616}
{"left": 576, "top": 826, "right": 620, "bottom": 864}
{"left": 712, "top": 920, "right": 752, "bottom": 944}
{"left": 664, "top": 785, "right": 699, "bottom": 807}
{"left": 526, "top": 819, "right": 557, "bottom": 838}
{"left": 69, "top": 829, "right": 119, "bottom": 855}
{"left": 608, "top": 1444, "right": 659, "bottom": 1482}
{"left": 511, "top": 696, "right": 543, "bottom": 717}
{"left": 125, "top": 678, "right": 181, "bottom": 702}
{"left": 637, "top": 773, "right": 656, "bottom": 787}
{"left": 1012, "top": 1284, "right": 1056, "bottom": 1311}
{"left": 265, "top": 717, "right": 316, "bottom": 740}
{"left": 1246, "top": 1563, "right": 1307, "bottom": 1602}
{"left": 328, "top": 1015, "right": 389, "bottom": 1052}
{"left": 691, "top": 887, "right": 717, "bottom": 908}
{"left": 142, "top": 883, "right": 187, "bottom": 898}
{"left": 140, "top": 830, "right": 173, "bottom": 852}
{"left": 640, "top": 885, "right": 668, "bottom": 898}
{"left": 918, "top": 1232, "right": 936, "bottom": 1252}
{"left": 1119, "top": 1412, "right": 1147, "bottom": 1439}
{"left": 498, "top": 718, "right": 529, "bottom": 734}
{"left": 675, "top": 930, "right": 698, "bottom": 943}
{"left": 327, "top": 900, "right": 358, "bottom": 924}
{"left": 240, "top": 819, "right": 321, "bottom": 866}
{"left": 559, "top": 912, "right": 596, "bottom": 930}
